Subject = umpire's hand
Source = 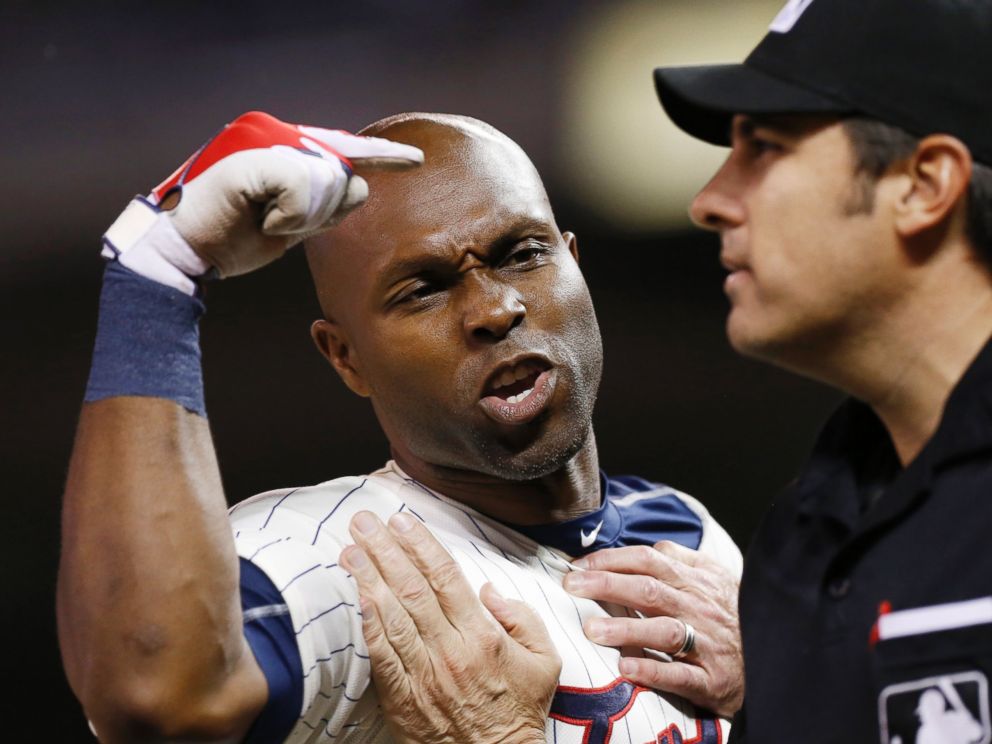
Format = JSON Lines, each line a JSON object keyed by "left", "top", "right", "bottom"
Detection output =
{"left": 340, "top": 511, "right": 560, "bottom": 744}
{"left": 564, "top": 541, "right": 744, "bottom": 717}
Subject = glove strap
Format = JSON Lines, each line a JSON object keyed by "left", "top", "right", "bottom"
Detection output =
{"left": 102, "top": 197, "right": 211, "bottom": 296}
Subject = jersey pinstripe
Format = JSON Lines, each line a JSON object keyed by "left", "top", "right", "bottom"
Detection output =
{"left": 229, "top": 461, "right": 741, "bottom": 744}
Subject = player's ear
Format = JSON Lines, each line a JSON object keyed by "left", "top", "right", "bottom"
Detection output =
{"left": 311, "top": 319, "right": 371, "bottom": 398}
{"left": 563, "top": 231, "right": 580, "bottom": 263}
{"left": 892, "top": 135, "right": 972, "bottom": 243}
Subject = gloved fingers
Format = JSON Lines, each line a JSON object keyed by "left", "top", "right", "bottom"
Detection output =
{"left": 299, "top": 125, "right": 425, "bottom": 170}
{"left": 304, "top": 170, "right": 368, "bottom": 229}
{"left": 259, "top": 146, "right": 350, "bottom": 236}
{"left": 278, "top": 175, "right": 369, "bottom": 246}
{"left": 332, "top": 175, "right": 369, "bottom": 223}
{"left": 110, "top": 111, "right": 403, "bottom": 288}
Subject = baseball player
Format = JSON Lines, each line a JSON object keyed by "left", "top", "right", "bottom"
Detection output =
{"left": 57, "top": 110, "right": 742, "bottom": 743}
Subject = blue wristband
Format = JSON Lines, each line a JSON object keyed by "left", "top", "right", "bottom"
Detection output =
{"left": 84, "top": 261, "right": 207, "bottom": 416}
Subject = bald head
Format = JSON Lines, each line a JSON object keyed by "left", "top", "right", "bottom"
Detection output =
{"left": 305, "top": 112, "right": 600, "bottom": 484}
{"left": 359, "top": 111, "right": 512, "bottom": 144}
{"left": 304, "top": 113, "right": 551, "bottom": 324}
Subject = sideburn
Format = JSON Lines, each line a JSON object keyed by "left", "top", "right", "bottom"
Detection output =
{"left": 841, "top": 170, "right": 879, "bottom": 216}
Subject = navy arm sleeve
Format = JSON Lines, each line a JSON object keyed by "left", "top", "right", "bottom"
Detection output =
{"left": 240, "top": 557, "right": 304, "bottom": 743}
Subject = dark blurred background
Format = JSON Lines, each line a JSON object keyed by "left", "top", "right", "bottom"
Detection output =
{"left": 1, "top": 0, "right": 838, "bottom": 739}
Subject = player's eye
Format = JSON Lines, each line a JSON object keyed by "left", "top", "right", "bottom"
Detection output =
{"left": 502, "top": 241, "right": 549, "bottom": 268}
{"left": 400, "top": 282, "right": 440, "bottom": 302}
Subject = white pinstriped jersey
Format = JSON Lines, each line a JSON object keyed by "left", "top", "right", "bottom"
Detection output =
{"left": 229, "top": 461, "right": 742, "bottom": 744}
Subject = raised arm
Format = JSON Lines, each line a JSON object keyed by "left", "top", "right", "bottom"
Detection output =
{"left": 61, "top": 399, "right": 262, "bottom": 742}
{"left": 56, "top": 112, "right": 422, "bottom": 743}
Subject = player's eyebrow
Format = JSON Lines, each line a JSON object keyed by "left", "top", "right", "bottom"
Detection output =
{"left": 379, "top": 253, "right": 456, "bottom": 288}
{"left": 379, "top": 215, "right": 556, "bottom": 286}
{"left": 488, "top": 216, "right": 559, "bottom": 255}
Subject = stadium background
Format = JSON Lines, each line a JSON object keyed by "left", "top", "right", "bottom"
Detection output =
{"left": 1, "top": 1, "right": 839, "bottom": 739}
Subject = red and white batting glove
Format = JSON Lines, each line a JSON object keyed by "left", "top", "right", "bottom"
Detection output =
{"left": 101, "top": 111, "right": 423, "bottom": 295}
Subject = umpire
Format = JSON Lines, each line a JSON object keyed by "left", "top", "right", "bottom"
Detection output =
{"left": 651, "top": 0, "right": 992, "bottom": 740}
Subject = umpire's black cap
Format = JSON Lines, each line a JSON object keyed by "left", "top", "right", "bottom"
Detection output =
{"left": 654, "top": 0, "right": 992, "bottom": 166}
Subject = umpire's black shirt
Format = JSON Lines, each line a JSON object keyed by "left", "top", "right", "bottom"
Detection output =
{"left": 731, "top": 338, "right": 992, "bottom": 743}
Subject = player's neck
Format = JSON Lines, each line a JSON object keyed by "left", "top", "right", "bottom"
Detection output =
{"left": 391, "top": 434, "right": 603, "bottom": 526}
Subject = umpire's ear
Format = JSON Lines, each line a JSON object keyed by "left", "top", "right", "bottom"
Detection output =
{"left": 311, "top": 319, "right": 371, "bottom": 398}
{"left": 892, "top": 134, "right": 972, "bottom": 246}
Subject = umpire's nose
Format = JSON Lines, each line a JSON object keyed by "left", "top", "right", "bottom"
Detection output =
{"left": 689, "top": 152, "right": 747, "bottom": 233}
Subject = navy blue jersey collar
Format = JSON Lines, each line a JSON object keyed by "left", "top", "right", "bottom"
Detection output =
{"left": 510, "top": 472, "right": 703, "bottom": 557}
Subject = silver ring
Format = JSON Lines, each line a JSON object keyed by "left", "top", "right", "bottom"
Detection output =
{"left": 672, "top": 621, "right": 696, "bottom": 659}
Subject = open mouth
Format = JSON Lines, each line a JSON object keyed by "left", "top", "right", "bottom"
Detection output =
{"left": 485, "top": 358, "right": 549, "bottom": 403}
{"left": 479, "top": 357, "right": 557, "bottom": 425}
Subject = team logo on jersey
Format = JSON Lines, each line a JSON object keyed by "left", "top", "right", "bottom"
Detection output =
{"left": 549, "top": 678, "right": 721, "bottom": 744}
{"left": 769, "top": 0, "right": 816, "bottom": 33}
{"left": 654, "top": 719, "right": 723, "bottom": 744}
{"left": 878, "top": 671, "right": 991, "bottom": 744}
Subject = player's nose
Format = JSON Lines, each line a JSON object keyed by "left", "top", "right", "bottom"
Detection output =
{"left": 461, "top": 273, "right": 525, "bottom": 343}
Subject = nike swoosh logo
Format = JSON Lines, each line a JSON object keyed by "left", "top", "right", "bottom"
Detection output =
{"left": 580, "top": 519, "right": 604, "bottom": 548}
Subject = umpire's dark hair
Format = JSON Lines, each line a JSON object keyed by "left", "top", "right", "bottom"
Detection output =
{"left": 843, "top": 117, "right": 992, "bottom": 265}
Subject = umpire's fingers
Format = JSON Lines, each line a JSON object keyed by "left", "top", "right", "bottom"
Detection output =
{"left": 616, "top": 655, "right": 713, "bottom": 713}
{"left": 387, "top": 512, "right": 489, "bottom": 632}
{"left": 572, "top": 545, "right": 692, "bottom": 590}
{"left": 653, "top": 540, "right": 741, "bottom": 607}
{"left": 653, "top": 539, "right": 727, "bottom": 571}
{"left": 340, "top": 544, "right": 433, "bottom": 678}
{"left": 348, "top": 511, "right": 452, "bottom": 643}
{"left": 563, "top": 568, "right": 685, "bottom": 617}
{"left": 354, "top": 585, "right": 414, "bottom": 701}
{"left": 479, "top": 583, "right": 559, "bottom": 661}
{"left": 583, "top": 615, "right": 688, "bottom": 656}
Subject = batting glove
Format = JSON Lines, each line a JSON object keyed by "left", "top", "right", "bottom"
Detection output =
{"left": 101, "top": 111, "right": 424, "bottom": 295}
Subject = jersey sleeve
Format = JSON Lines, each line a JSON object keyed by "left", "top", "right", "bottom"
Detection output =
{"left": 240, "top": 557, "right": 303, "bottom": 743}
{"left": 231, "top": 487, "right": 372, "bottom": 741}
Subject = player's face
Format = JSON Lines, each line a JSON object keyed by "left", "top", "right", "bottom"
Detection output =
{"left": 316, "top": 128, "right": 602, "bottom": 481}
{"left": 689, "top": 115, "right": 899, "bottom": 376}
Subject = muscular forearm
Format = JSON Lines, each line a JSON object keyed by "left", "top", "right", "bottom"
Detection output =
{"left": 57, "top": 397, "right": 266, "bottom": 741}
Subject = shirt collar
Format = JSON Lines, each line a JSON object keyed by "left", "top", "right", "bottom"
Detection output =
{"left": 797, "top": 333, "right": 992, "bottom": 529}
{"left": 925, "top": 334, "right": 992, "bottom": 465}
{"left": 509, "top": 472, "right": 622, "bottom": 557}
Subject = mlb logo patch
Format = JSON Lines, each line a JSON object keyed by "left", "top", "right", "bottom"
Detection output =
{"left": 879, "top": 671, "right": 991, "bottom": 744}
